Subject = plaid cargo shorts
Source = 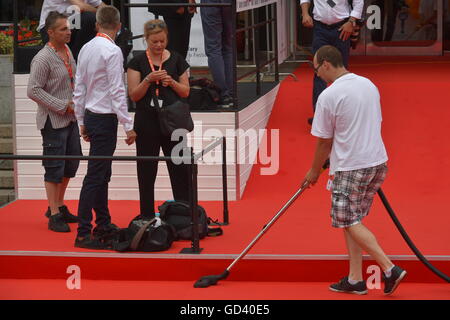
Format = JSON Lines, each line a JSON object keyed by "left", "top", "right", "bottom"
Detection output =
{"left": 330, "top": 163, "right": 388, "bottom": 228}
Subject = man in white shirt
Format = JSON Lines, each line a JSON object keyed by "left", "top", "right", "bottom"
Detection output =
{"left": 299, "top": 0, "right": 363, "bottom": 124}
{"left": 73, "top": 5, "right": 136, "bottom": 249}
{"left": 38, "top": 0, "right": 107, "bottom": 60}
{"left": 302, "top": 45, "right": 407, "bottom": 296}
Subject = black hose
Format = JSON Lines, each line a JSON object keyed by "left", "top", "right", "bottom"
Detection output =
{"left": 378, "top": 188, "right": 450, "bottom": 283}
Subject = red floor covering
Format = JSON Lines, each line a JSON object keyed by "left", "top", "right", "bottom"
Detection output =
{"left": 0, "top": 280, "right": 448, "bottom": 300}
{"left": 1, "top": 56, "right": 449, "bottom": 299}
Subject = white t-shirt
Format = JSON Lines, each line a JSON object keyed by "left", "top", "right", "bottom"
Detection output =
{"left": 38, "top": 0, "right": 102, "bottom": 31}
{"left": 311, "top": 73, "right": 388, "bottom": 175}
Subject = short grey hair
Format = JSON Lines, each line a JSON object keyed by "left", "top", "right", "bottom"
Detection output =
{"left": 96, "top": 5, "right": 121, "bottom": 30}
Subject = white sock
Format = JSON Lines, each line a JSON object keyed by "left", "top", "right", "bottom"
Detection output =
{"left": 348, "top": 278, "right": 360, "bottom": 285}
{"left": 384, "top": 265, "right": 395, "bottom": 277}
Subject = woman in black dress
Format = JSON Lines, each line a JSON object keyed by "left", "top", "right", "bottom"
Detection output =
{"left": 127, "top": 19, "right": 191, "bottom": 218}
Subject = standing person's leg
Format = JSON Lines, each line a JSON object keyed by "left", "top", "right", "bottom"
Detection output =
{"left": 345, "top": 223, "right": 393, "bottom": 272}
{"left": 41, "top": 117, "right": 70, "bottom": 232}
{"left": 311, "top": 23, "right": 330, "bottom": 113}
{"left": 201, "top": 0, "right": 230, "bottom": 99}
{"left": 161, "top": 134, "right": 190, "bottom": 203}
{"left": 69, "top": 11, "right": 97, "bottom": 61}
{"left": 135, "top": 129, "right": 161, "bottom": 217}
{"left": 333, "top": 28, "right": 351, "bottom": 68}
{"left": 221, "top": 5, "right": 234, "bottom": 103}
{"left": 343, "top": 229, "right": 364, "bottom": 282}
{"left": 76, "top": 113, "right": 116, "bottom": 248}
{"left": 164, "top": 13, "right": 193, "bottom": 59}
{"left": 92, "top": 117, "right": 118, "bottom": 229}
{"left": 58, "top": 121, "right": 82, "bottom": 221}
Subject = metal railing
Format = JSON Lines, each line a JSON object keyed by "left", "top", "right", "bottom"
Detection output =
{"left": 1, "top": 136, "right": 229, "bottom": 254}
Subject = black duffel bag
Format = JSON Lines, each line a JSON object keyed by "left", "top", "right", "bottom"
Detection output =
{"left": 158, "top": 200, "right": 223, "bottom": 240}
{"left": 111, "top": 218, "right": 177, "bottom": 252}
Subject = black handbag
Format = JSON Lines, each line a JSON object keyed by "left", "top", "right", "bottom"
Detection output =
{"left": 153, "top": 96, "right": 194, "bottom": 137}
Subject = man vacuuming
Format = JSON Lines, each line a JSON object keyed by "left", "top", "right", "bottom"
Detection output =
{"left": 302, "top": 45, "right": 407, "bottom": 295}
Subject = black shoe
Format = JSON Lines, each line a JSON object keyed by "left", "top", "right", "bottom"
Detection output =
{"left": 48, "top": 213, "right": 71, "bottom": 233}
{"left": 74, "top": 235, "right": 108, "bottom": 250}
{"left": 45, "top": 206, "right": 78, "bottom": 223}
{"left": 307, "top": 117, "right": 314, "bottom": 125}
{"left": 383, "top": 266, "right": 407, "bottom": 295}
{"left": 329, "top": 277, "right": 368, "bottom": 295}
{"left": 92, "top": 223, "right": 120, "bottom": 237}
{"left": 59, "top": 205, "right": 79, "bottom": 223}
{"left": 220, "top": 96, "right": 234, "bottom": 108}
{"left": 93, "top": 223, "right": 120, "bottom": 247}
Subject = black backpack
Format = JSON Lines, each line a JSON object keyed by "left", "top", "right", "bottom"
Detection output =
{"left": 158, "top": 200, "right": 223, "bottom": 240}
{"left": 111, "top": 218, "right": 177, "bottom": 252}
{"left": 188, "top": 78, "right": 222, "bottom": 111}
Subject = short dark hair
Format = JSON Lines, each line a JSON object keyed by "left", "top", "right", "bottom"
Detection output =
{"left": 315, "top": 45, "right": 344, "bottom": 68}
{"left": 45, "top": 11, "right": 67, "bottom": 30}
{"left": 96, "top": 5, "right": 121, "bottom": 30}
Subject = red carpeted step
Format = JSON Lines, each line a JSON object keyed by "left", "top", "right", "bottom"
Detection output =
{"left": 0, "top": 279, "right": 448, "bottom": 300}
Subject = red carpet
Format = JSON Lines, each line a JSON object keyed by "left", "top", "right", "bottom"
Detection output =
{"left": 1, "top": 56, "right": 449, "bottom": 299}
{"left": 0, "top": 279, "right": 448, "bottom": 300}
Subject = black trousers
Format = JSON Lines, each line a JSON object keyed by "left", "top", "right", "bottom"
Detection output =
{"left": 135, "top": 128, "right": 190, "bottom": 216}
{"left": 164, "top": 13, "right": 193, "bottom": 59}
{"left": 77, "top": 111, "right": 118, "bottom": 237}
{"left": 40, "top": 11, "right": 97, "bottom": 61}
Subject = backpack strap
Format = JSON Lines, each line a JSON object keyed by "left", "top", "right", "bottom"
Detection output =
{"left": 130, "top": 219, "right": 156, "bottom": 251}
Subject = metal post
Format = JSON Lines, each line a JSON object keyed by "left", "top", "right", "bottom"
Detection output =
{"left": 231, "top": 0, "right": 239, "bottom": 108}
{"left": 180, "top": 147, "right": 203, "bottom": 254}
{"left": 254, "top": 8, "right": 261, "bottom": 96}
{"left": 13, "top": 0, "right": 19, "bottom": 74}
{"left": 222, "top": 137, "right": 229, "bottom": 225}
{"left": 273, "top": 3, "right": 279, "bottom": 83}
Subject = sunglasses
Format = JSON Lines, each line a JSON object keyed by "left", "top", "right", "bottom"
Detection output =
{"left": 146, "top": 22, "right": 167, "bottom": 30}
{"left": 313, "top": 62, "right": 323, "bottom": 74}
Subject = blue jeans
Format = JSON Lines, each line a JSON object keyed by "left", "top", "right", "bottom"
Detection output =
{"left": 77, "top": 110, "right": 118, "bottom": 237}
{"left": 200, "top": 0, "right": 233, "bottom": 99}
{"left": 312, "top": 21, "right": 351, "bottom": 111}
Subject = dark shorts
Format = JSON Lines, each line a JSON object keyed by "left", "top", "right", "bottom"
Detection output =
{"left": 40, "top": 117, "right": 82, "bottom": 183}
{"left": 330, "top": 163, "right": 388, "bottom": 228}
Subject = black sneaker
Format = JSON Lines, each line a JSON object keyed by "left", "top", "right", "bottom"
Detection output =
{"left": 93, "top": 223, "right": 120, "bottom": 238}
{"left": 59, "top": 205, "right": 79, "bottom": 223}
{"left": 44, "top": 206, "right": 78, "bottom": 223}
{"left": 48, "top": 213, "right": 71, "bottom": 233}
{"left": 74, "top": 235, "right": 107, "bottom": 250}
{"left": 220, "top": 96, "right": 234, "bottom": 108}
{"left": 329, "top": 277, "right": 368, "bottom": 295}
{"left": 93, "top": 223, "right": 120, "bottom": 247}
{"left": 383, "top": 266, "right": 407, "bottom": 295}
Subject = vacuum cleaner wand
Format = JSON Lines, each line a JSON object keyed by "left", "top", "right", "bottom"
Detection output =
{"left": 194, "top": 161, "right": 330, "bottom": 288}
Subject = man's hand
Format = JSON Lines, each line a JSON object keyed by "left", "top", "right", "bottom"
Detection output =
{"left": 302, "top": 13, "right": 314, "bottom": 28}
{"left": 188, "top": 0, "right": 197, "bottom": 14}
{"left": 80, "top": 125, "right": 90, "bottom": 142}
{"left": 339, "top": 21, "right": 354, "bottom": 41}
{"left": 125, "top": 130, "right": 137, "bottom": 145}
{"left": 302, "top": 168, "right": 321, "bottom": 188}
{"left": 66, "top": 101, "right": 75, "bottom": 115}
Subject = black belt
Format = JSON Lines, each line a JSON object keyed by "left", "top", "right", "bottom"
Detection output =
{"left": 85, "top": 109, "right": 117, "bottom": 118}
{"left": 314, "top": 19, "right": 348, "bottom": 29}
